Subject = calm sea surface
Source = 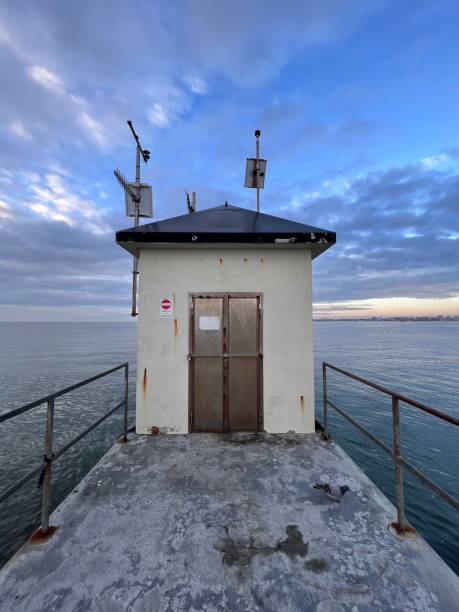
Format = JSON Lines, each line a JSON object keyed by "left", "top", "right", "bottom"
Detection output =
{"left": 0, "top": 321, "right": 458, "bottom": 574}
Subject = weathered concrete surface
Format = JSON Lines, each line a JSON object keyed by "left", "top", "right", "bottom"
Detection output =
{"left": 1, "top": 433, "right": 458, "bottom": 611}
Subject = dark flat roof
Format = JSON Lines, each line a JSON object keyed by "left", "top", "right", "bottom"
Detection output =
{"left": 116, "top": 204, "right": 336, "bottom": 258}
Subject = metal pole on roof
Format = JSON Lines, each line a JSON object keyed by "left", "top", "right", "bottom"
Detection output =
{"left": 127, "top": 121, "right": 150, "bottom": 317}
{"left": 131, "top": 143, "right": 141, "bottom": 316}
{"left": 255, "top": 130, "right": 261, "bottom": 213}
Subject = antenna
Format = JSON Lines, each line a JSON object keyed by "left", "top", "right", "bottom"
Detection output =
{"left": 244, "top": 129, "right": 267, "bottom": 213}
{"left": 114, "top": 169, "right": 139, "bottom": 203}
{"left": 113, "top": 121, "right": 152, "bottom": 317}
{"left": 185, "top": 189, "right": 196, "bottom": 213}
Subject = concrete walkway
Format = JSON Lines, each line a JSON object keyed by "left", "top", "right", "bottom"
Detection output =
{"left": 0, "top": 433, "right": 458, "bottom": 611}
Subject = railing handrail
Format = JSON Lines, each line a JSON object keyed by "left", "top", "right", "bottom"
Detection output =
{"left": 0, "top": 362, "right": 129, "bottom": 424}
{"left": 322, "top": 361, "right": 459, "bottom": 534}
{"left": 0, "top": 362, "right": 129, "bottom": 536}
{"left": 323, "top": 362, "right": 459, "bottom": 426}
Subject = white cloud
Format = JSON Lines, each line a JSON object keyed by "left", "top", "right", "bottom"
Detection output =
{"left": 183, "top": 76, "right": 208, "bottom": 95}
{"left": 0, "top": 25, "right": 9, "bottom": 44}
{"left": 420, "top": 154, "right": 450, "bottom": 170}
{"left": 28, "top": 202, "right": 72, "bottom": 224}
{"left": 0, "top": 200, "right": 13, "bottom": 219}
{"left": 27, "top": 65, "right": 64, "bottom": 93}
{"left": 148, "top": 102, "right": 171, "bottom": 128}
{"left": 0, "top": 169, "right": 13, "bottom": 185}
{"left": 9, "top": 120, "right": 33, "bottom": 141}
{"left": 322, "top": 177, "right": 352, "bottom": 194}
{"left": 21, "top": 171, "right": 40, "bottom": 183}
{"left": 26, "top": 66, "right": 109, "bottom": 147}
{"left": 281, "top": 183, "right": 345, "bottom": 212}
{"left": 77, "top": 111, "right": 107, "bottom": 145}
{"left": 27, "top": 173, "right": 110, "bottom": 234}
{"left": 144, "top": 80, "right": 193, "bottom": 128}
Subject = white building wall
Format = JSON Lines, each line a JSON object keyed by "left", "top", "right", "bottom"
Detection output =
{"left": 136, "top": 247, "right": 315, "bottom": 434}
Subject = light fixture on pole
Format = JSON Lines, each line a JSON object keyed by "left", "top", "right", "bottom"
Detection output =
{"left": 113, "top": 121, "right": 152, "bottom": 317}
{"left": 244, "top": 129, "right": 267, "bottom": 212}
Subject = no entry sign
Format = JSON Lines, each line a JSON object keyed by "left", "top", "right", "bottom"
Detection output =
{"left": 160, "top": 297, "right": 173, "bottom": 318}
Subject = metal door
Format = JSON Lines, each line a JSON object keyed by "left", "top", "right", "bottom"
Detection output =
{"left": 189, "top": 293, "right": 262, "bottom": 432}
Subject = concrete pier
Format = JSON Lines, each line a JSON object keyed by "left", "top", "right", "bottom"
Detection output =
{"left": 0, "top": 433, "right": 458, "bottom": 611}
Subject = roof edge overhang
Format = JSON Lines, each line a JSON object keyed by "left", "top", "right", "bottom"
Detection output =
{"left": 116, "top": 229, "right": 335, "bottom": 243}
{"left": 116, "top": 238, "right": 335, "bottom": 260}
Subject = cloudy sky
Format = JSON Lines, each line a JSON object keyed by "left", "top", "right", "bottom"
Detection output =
{"left": 0, "top": 0, "right": 458, "bottom": 321}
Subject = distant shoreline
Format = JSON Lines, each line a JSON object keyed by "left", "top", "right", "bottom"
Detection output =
{"left": 0, "top": 317, "right": 458, "bottom": 324}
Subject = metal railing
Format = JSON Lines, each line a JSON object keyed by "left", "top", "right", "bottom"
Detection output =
{"left": 322, "top": 362, "right": 459, "bottom": 533}
{"left": 0, "top": 363, "right": 129, "bottom": 535}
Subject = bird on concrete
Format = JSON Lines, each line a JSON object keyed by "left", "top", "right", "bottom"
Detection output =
{"left": 313, "top": 483, "right": 350, "bottom": 503}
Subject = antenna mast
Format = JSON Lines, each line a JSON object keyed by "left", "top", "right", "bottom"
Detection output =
{"left": 255, "top": 130, "right": 260, "bottom": 213}
{"left": 114, "top": 121, "right": 151, "bottom": 317}
{"left": 185, "top": 189, "right": 196, "bottom": 213}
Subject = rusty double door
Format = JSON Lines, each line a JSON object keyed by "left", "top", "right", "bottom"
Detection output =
{"left": 189, "top": 293, "right": 262, "bottom": 432}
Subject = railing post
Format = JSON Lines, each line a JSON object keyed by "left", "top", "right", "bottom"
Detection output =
{"left": 123, "top": 363, "right": 129, "bottom": 442}
{"left": 322, "top": 362, "right": 329, "bottom": 440}
{"left": 41, "top": 397, "right": 54, "bottom": 534}
{"left": 391, "top": 396, "right": 406, "bottom": 531}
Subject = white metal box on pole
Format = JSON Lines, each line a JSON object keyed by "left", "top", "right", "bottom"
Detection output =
{"left": 124, "top": 183, "right": 153, "bottom": 218}
{"left": 244, "top": 158, "right": 267, "bottom": 189}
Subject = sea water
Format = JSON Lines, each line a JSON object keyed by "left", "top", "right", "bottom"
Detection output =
{"left": 0, "top": 321, "right": 457, "bottom": 574}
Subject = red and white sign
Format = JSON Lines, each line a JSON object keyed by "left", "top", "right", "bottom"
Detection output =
{"left": 160, "top": 297, "right": 173, "bottom": 318}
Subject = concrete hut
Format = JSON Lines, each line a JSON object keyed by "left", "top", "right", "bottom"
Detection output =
{"left": 116, "top": 203, "right": 335, "bottom": 434}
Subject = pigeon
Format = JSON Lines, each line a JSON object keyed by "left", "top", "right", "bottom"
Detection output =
{"left": 313, "top": 483, "right": 350, "bottom": 502}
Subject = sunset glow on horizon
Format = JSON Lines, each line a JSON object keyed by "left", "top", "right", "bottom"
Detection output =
{"left": 314, "top": 296, "right": 459, "bottom": 319}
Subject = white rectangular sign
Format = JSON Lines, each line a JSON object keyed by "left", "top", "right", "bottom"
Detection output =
{"left": 199, "top": 316, "right": 220, "bottom": 330}
{"left": 160, "top": 297, "right": 173, "bottom": 318}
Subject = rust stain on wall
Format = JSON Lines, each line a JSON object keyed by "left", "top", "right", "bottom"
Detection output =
{"left": 243, "top": 258, "right": 248, "bottom": 263}
{"left": 219, "top": 257, "right": 224, "bottom": 267}
{"left": 142, "top": 368, "right": 147, "bottom": 394}
{"left": 174, "top": 318, "right": 179, "bottom": 337}
{"left": 300, "top": 395, "right": 304, "bottom": 410}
